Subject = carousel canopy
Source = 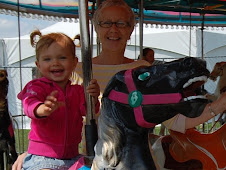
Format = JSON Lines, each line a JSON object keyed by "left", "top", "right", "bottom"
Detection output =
{"left": 125, "top": 0, "right": 226, "bottom": 14}
{"left": 0, "top": 0, "right": 226, "bottom": 26}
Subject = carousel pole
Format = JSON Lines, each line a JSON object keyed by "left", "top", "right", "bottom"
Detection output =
{"left": 17, "top": 0, "right": 24, "bottom": 154}
{"left": 96, "top": 0, "right": 101, "bottom": 55}
{"left": 139, "top": 0, "right": 144, "bottom": 58}
{"left": 201, "top": 14, "right": 204, "bottom": 60}
{"left": 200, "top": 14, "right": 208, "bottom": 132}
{"left": 202, "top": 14, "right": 216, "bottom": 131}
{"left": 78, "top": 0, "right": 98, "bottom": 164}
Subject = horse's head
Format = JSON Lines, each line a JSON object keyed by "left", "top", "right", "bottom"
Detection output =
{"left": 209, "top": 61, "right": 226, "bottom": 81}
{"left": 93, "top": 57, "right": 210, "bottom": 170}
{"left": 103, "top": 57, "right": 210, "bottom": 127}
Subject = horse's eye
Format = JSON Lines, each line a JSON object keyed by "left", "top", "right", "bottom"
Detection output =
{"left": 138, "top": 72, "right": 150, "bottom": 81}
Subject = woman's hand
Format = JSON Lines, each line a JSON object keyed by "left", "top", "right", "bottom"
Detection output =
{"left": 12, "top": 152, "right": 27, "bottom": 170}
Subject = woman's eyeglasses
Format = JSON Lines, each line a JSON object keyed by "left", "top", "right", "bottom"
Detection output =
{"left": 98, "top": 21, "right": 130, "bottom": 28}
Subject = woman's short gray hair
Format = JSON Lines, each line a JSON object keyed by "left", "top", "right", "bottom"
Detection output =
{"left": 93, "top": 0, "right": 135, "bottom": 29}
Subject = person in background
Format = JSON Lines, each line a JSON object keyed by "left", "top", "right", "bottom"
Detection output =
{"left": 139, "top": 47, "right": 164, "bottom": 65}
{"left": 16, "top": 30, "right": 100, "bottom": 170}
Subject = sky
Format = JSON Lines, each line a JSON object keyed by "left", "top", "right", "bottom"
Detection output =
{"left": 0, "top": 14, "right": 58, "bottom": 38}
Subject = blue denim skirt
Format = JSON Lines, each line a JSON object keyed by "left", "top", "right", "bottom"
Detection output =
{"left": 22, "top": 154, "right": 82, "bottom": 170}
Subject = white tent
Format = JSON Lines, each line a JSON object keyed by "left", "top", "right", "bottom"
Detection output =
{"left": 2, "top": 22, "right": 226, "bottom": 65}
{"left": 130, "top": 26, "right": 226, "bottom": 59}
{"left": 1, "top": 22, "right": 226, "bottom": 128}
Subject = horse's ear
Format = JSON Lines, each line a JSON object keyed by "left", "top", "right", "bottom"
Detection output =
{"left": 103, "top": 70, "right": 126, "bottom": 97}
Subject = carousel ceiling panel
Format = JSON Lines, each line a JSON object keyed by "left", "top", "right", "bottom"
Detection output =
{"left": 94, "top": 0, "right": 226, "bottom": 26}
{"left": 124, "top": 0, "right": 226, "bottom": 15}
{"left": 0, "top": 0, "right": 226, "bottom": 26}
{"left": 0, "top": 0, "right": 84, "bottom": 19}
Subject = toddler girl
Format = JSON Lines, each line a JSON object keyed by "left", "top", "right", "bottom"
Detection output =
{"left": 17, "top": 30, "right": 100, "bottom": 169}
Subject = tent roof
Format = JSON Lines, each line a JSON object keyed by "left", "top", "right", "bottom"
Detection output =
{"left": 0, "top": 0, "right": 226, "bottom": 26}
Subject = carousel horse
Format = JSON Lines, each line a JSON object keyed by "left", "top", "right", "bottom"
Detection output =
{"left": 152, "top": 124, "right": 226, "bottom": 170}
{"left": 90, "top": 57, "right": 210, "bottom": 170}
{"left": 206, "top": 61, "right": 226, "bottom": 124}
{"left": 0, "top": 70, "right": 18, "bottom": 168}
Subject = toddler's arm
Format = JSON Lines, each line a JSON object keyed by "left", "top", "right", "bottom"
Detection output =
{"left": 35, "top": 90, "right": 64, "bottom": 117}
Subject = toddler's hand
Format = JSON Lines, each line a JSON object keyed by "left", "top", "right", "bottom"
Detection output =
{"left": 86, "top": 79, "right": 100, "bottom": 104}
{"left": 35, "top": 90, "right": 64, "bottom": 117}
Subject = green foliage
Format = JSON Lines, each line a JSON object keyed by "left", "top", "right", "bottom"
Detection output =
{"left": 195, "top": 122, "right": 221, "bottom": 133}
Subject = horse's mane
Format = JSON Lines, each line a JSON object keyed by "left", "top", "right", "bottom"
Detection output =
{"left": 97, "top": 98, "right": 124, "bottom": 167}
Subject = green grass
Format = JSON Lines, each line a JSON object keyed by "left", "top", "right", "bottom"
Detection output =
{"left": 14, "top": 129, "right": 30, "bottom": 154}
{"left": 195, "top": 122, "right": 221, "bottom": 133}
{"left": 153, "top": 125, "right": 170, "bottom": 135}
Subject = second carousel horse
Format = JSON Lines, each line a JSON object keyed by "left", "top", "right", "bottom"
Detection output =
{"left": 152, "top": 124, "right": 226, "bottom": 170}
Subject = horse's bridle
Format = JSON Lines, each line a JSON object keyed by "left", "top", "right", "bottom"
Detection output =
{"left": 108, "top": 69, "right": 182, "bottom": 128}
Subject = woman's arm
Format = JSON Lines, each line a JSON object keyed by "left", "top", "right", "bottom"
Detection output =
{"left": 185, "top": 92, "right": 226, "bottom": 129}
{"left": 163, "top": 92, "right": 226, "bottom": 133}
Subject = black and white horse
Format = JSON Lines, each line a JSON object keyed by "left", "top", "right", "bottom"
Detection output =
{"left": 92, "top": 57, "right": 210, "bottom": 170}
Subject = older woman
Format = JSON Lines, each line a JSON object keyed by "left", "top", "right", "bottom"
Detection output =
{"left": 72, "top": 0, "right": 150, "bottom": 95}
{"left": 71, "top": 0, "right": 151, "bottom": 155}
